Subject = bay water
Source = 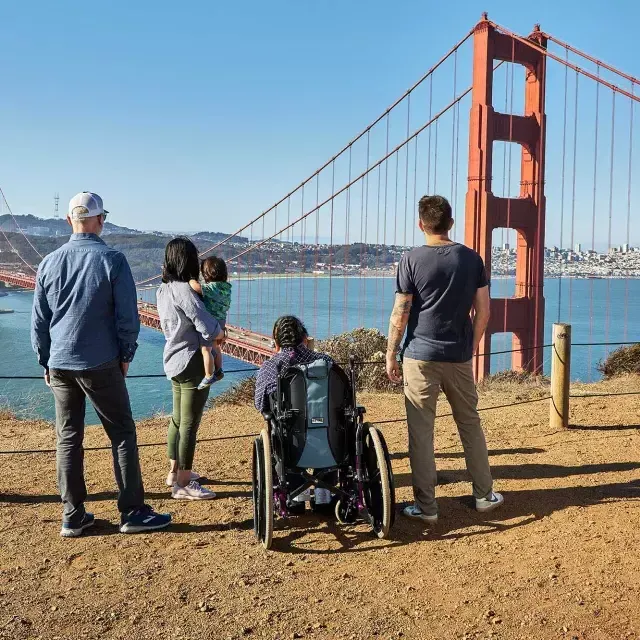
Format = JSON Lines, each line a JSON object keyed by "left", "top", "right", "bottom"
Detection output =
{"left": 1, "top": 276, "right": 638, "bottom": 421}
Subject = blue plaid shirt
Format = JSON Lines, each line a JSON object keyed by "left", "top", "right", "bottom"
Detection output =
{"left": 254, "top": 346, "right": 333, "bottom": 413}
{"left": 31, "top": 233, "right": 140, "bottom": 370}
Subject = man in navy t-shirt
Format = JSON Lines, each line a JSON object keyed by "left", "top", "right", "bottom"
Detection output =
{"left": 386, "top": 195, "right": 503, "bottom": 523}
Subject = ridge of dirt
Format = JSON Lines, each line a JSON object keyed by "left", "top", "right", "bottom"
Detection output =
{"left": 1, "top": 377, "right": 639, "bottom": 640}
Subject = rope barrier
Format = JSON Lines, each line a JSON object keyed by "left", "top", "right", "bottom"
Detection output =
{"left": 570, "top": 391, "right": 640, "bottom": 399}
{"left": 0, "top": 395, "right": 554, "bottom": 456}
{"left": 0, "top": 345, "right": 557, "bottom": 381}
{"left": 572, "top": 341, "right": 640, "bottom": 347}
{"left": 1, "top": 341, "right": 637, "bottom": 381}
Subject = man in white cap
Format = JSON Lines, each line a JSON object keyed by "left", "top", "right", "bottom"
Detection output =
{"left": 31, "top": 192, "right": 171, "bottom": 537}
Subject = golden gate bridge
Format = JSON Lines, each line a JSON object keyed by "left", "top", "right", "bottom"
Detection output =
{"left": 1, "top": 15, "right": 639, "bottom": 376}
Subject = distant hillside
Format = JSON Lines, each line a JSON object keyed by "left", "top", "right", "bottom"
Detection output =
{"left": 0, "top": 214, "right": 146, "bottom": 237}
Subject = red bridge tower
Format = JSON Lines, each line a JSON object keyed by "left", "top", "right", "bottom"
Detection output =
{"left": 465, "top": 16, "right": 547, "bottom": 380}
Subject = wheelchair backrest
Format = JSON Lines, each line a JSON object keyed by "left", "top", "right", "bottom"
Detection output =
{"left": 274, "top": 358, "right": 353, "bottom": 469}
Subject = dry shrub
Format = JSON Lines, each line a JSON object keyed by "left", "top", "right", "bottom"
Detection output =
{"left": 214, "top": 377, "right": 256, "bottom": 407}
{"left": 316, "top": 328, "right": 398, "bottom": 393}
{"left": 598, "top": 344, "right": 640, "bottom": 378}
{"left": 216, "top": 328, "right": 398, "bottom": 406}
{"left": 477, "top": 369, "right": 550, "bottom": 400}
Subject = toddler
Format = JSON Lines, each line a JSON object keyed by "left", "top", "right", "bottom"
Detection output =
{"left": 189, "top": 256, "right": 232, "bottom": 390}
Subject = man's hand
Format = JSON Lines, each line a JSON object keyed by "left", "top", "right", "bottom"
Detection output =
{"left": 44, "top": 369, "right": 50, "bottom": 387}
{"left": 120, "top": 362, "right": 130, "bottom": 377}
{"left": 386, "top": 352, "right": 402, "bottom": 384}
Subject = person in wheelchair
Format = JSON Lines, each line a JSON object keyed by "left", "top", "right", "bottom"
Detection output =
{"left": 254, "top": 316, "right": 335, "bottom": 511}
{"left": 252, "top": 315, "right": 395, "bottom": 549}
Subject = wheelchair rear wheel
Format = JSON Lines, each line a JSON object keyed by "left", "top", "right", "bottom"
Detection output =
{"left": 362, "top": 423, "right": 394, "bottom": 538}
{"left": 252, "top": 429, "right": 274, "bottom": 549}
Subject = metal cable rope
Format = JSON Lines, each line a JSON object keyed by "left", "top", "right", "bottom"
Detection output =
{"left": 488, "top": 20, "right": 640, "bottom": 104}
{"left": 3, "top": 342, "right": 639, "bottom": 380}
{"left": 0, "top": 395, "right": 556, "bottom": 456}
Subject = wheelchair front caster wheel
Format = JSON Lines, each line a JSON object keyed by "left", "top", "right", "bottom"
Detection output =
{"left": 335, "top": 499, "right": 357, "bottom": 524}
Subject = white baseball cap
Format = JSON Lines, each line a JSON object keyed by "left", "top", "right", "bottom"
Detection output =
{"left": 68, "top": 192, "right": 109, "bottom": 221}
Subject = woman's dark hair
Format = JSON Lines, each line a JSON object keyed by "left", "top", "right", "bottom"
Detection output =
{"left": 201, "top": 256, "right": 228, "bottom": 283}
{"left": 272, "top": 315, "right": 308, "bottom": 349}
{"left": 162, "top": 237, "right": 200, "bottom": 283}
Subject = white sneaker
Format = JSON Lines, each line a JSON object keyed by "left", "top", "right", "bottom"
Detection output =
{"left": 293, "top": 488, "right": 312, "bottom": 503}
{"left": 166, "top": 470, "right": 201, "bottom": 487}
{"left": 171, "top": 481, "right": 216, "bottom": 500}
{"left": 402, "top": 503, "right": 438, "bottom": 524}
{"left": 475, "top": 491, "right": 504, "bottom": 513}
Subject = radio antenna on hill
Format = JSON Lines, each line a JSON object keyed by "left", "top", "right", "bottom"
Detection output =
{"left": 54, "top": 193, "right": 59, "bottom": 219}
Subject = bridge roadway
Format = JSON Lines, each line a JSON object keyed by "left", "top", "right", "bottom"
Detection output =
{"left": 0, "top": 270, "right": 275, "bottom": 366}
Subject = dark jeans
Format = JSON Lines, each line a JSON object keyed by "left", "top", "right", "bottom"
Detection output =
{"left": 49, "top": 359, "right": 145, "bottom": 525}
{"left": 168, "top": 351, "right": 210, "bottom": 470}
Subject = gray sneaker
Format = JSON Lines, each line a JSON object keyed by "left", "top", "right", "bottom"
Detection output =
{"left": 475, "top": 491, "right": 504, "bottom": 513}
{"left": 402, "top": 504, "right": 438, "bottom": 524}
{"left": 172, "top": 481, "right": 216, "bottom": 501}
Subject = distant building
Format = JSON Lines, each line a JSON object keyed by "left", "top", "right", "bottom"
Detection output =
{"left": 574, "top": 243, "right": 581, "bottom": 253}
{"left": 502, "top": 243, "right": 510, "bottom": 251}
{"left": 623, "top": 243, "right": 630, "bottom": 253}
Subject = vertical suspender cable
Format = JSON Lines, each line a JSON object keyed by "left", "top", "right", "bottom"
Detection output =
{"left": 285, "top": 197, "right": 291, "bottom": 311}
{"left": 360, "top": 131, "right": 370, "bottom": 328}
{"left": 404, "top": 93, "right": 411, "bottom": 248}
{"left": 344, "top": 146, "right": 352, "bottom": 333}
{"left": 382, "top": 115, "right": 390, "bottom": 331}
{"left": 450, "top": 49, "right": 458, "bottom": 237}
{"left": 588, "top": 66, "right": 601, "bottom": 381}
{"left": 375, "top": 162, "right": 382, "bottom": 331}
{"left": 568, "top": 70, "right": 579, "bottom": 323}
{"left": 558, "top": 50, "right": 569, "bottom": 323}
{"left": 328, "top": 161, "right": 336, "bottom": 337}
{"left": 412, "top": 131, "right": 418, "bottom": 247}
{"left": 427, "top": 75, "right": 433, "bottom": 193}
{"left": 313, "top": 177, "right": 320, "bottom": 339}
{"left": 300, "top": 184, "right": 306, "bottom": 319}
{"left": 605, "top": 92, "right": 616, "bottom": 357}
{"left": 624, "top": 85, "right": 634, "bottom": 342}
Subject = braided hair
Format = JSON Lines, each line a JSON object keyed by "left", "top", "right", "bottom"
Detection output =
{"left": 272, "top": 315, "right": 308, "bottom": 350}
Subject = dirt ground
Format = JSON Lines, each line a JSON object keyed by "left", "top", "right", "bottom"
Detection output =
{"left": 1, "top": 377, "right": 639, "bottom": 640}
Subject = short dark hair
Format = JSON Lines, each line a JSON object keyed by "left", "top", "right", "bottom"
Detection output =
{"left": 418, "top": 195, "right": 453, "bottom": 234}
{"left": 272, "top": 315, "right": 308, "bottom": 349}
{"left": 162, "top": 237, "right": 200, "bottom": 283}
{"left": 201, "top": 256, "right": 228, "bottom": 283}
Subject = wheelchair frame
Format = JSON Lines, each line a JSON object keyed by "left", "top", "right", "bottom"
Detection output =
{"left": 252, "top": 356, "right": 395, "bottom": 549}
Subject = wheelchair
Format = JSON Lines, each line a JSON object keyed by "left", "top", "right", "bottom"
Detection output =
{"left": 252, "top": 356, "right": 396, "bottom": 549}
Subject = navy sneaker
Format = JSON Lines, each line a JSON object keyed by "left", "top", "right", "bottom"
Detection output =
{"left": 120, "top": 505, "right": 171, "bottom": 534}
{"left": 60, "top": 512, "right": 95, "bottom": 538}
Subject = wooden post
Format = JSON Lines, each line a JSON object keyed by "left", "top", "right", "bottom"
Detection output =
{"left": 550, "top": 323, "right": 571, "bottom": 429}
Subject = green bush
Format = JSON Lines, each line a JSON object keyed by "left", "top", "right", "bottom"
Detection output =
{"left": 598, "top": 344, "right": 640, "bottom": 378}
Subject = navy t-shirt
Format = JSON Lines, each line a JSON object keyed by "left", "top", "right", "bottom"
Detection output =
{"left": 395, "top": 243, "right": 488, "bottom": 362}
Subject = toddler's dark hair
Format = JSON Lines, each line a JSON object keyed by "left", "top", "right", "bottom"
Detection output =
{"left": 272, "top": 315, "right": 308, "bottom": 349}
{"left": 201, "top": 256, "right": 228, "bottom": 283}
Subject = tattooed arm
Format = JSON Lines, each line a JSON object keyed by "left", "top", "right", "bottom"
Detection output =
{"left": 386, "top": 292, "right": 413, "bottom": 383}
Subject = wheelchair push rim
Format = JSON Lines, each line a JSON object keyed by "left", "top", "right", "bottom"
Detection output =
{"left": 361, "top": 423, "right": 394, "bottom": 538}
{"left": 252, "top": 429, "right": 274, "bottom": 549}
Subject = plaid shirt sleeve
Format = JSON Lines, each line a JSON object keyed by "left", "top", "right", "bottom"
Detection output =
{"left": 255, "top": 357, "right": 279, "bottom": 413}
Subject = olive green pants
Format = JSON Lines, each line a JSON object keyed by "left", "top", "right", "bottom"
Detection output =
{"left": 167, "top": 351, "right": 210, "bottom": 470}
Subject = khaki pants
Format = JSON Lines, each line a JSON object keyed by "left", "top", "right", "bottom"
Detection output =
{"left": 403, "top": 357, "right": 493, "bottom": 516}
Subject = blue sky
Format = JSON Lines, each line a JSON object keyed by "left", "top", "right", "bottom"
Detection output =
{"left": 0, "top": 0, "right": 638, "bottom": 247}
